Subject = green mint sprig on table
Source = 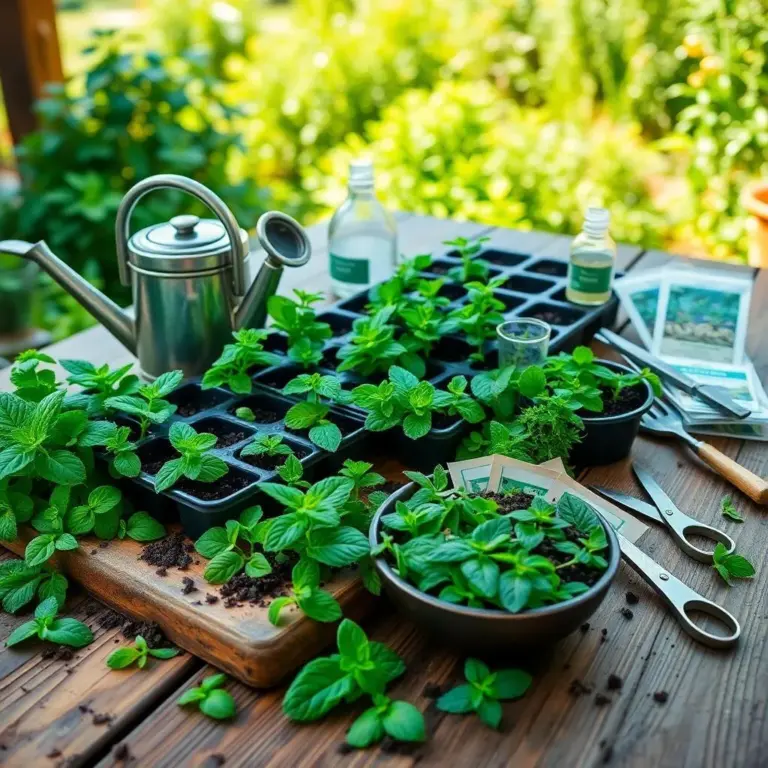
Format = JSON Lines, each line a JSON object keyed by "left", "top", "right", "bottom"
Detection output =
{"left": 267, "top": 558, "right": 341, "bottom": 626}
{"left": 712, "top": 542, "right": 755, "bottom": 585}
{"left": 105, "top": 370, "right": 183, "bottom": 438}
{"left": 720, "top": 495, "right": 744, "bottom": 522}
{"left": 153, "top": 422, "right": 229, "bottom": 493}
{"left": 443, "top": 235, "right": 491, "bottom": 284}
{"left": 0, "top": 560, "right": 68, "bottom": 613}
{"left": 107, "top": 634, "right": 179, "bottom": 669}
{"left": 60, "top": 359, "right": 139, "bottom": 416}
{"left": 436, "top": 658, "right": 532, "bottom": 729}
{"left": 267, "top": 290, "right": 332, "bottom": 369}
{"left": 177, "top": 673, "right": 237, "bottom": 720}
{"left": 195, "top": 506, "right": 272, "bottom": 584}
{"left": 283, "top": 618, "right": 425, "bottom": 753}
{"left": 5, "top": 596, "right": 93, "bottom": 649}
{"left": 201, "top": 329, "right": 281, "bottom": 394}
{"left": 282, "top": 373, "right": 349, "bottom": 452}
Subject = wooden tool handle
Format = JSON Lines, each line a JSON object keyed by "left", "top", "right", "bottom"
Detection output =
{"left": 697, "top": 442, "right": 768, "bottom": 505}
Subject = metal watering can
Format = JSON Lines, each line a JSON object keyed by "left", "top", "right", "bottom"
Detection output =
{"left": 0, "top": 174, "right": 311, "bottom": 379}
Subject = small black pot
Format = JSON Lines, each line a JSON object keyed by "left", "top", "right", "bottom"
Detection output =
{"left": 391, "top": 417, "right": 468, "bottom": 473}
{"left": 370, "top": 482, "right": 620, "bottom": 654}
{"left": 569, "top": 360, "right": 654, "bottom": 467}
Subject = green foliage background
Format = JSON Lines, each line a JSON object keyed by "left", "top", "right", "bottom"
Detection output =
{"left": 1, "top": 0, "right": 767, "bottom": 338}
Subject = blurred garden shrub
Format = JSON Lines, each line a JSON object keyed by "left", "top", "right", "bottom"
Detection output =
{"left": 0, "top": 30, "right": 265, "bottom": 309}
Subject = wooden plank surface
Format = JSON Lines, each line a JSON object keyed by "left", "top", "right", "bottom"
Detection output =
{"left": 3, "top": 219, "right": 768, "bottom": 768}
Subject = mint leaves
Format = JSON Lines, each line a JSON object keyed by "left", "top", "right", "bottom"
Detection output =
{"left": 712, "top": 542, "right": 755, "bottom": 585}
{"left": 267, "top": 559, "right": 341, "bottom": 625}
{"left": 177, "top": 673, "right": 237, "bottom": 720}
{"left": 105, "top": 370, "right": 182, "bottom": 438}
{"left": 5, "top": 596, "right": 93, "bottom": 648}
{"left": 267, "top": 290, "right": 332, "bottom": 369}
{"left": 201, "top": 329, "right": 281, "bottom": 394}
{"left": 437, "top": 658, "right": 532, "bottom": 729}
{"left": 720, "top": 495, "right": 744, "bottom": 523}
{"left": 107, "top": 634, "right": 179, "bottom": 669}
{"left": 153, "top": 422, "right": 229, "bottom": 493}
{"left": 347, "top": 695, "right": 426, "bottom": 748}
{"left": 0, "top": 561, "right": 68, "bottom": 613}
{"left": 282, "top": 373, "right": 349, "bottom": 452}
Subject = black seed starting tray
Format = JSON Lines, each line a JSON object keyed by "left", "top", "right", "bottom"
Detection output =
{"left": 115, "top": 249, "right": 620, "bottom": 537}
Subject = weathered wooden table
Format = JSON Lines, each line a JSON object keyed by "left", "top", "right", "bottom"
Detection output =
{"left": 1, "top": 214, "right": 766, "bottom": 768}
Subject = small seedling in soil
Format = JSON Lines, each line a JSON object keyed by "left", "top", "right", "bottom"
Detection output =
{"left": 5, "top": 596, "right": 93, "bottom": 649}
{"left": 240, "top": 433, "right": 295, "bottom": 463}
{"left": 283, "top": 619, "right": 422, "bottom": 752}
{"left": 153, "top": 422, "right": 229, "bottom": 493}
{"left": 447, "top": 277, "right": 507, "bottom": 362}
{"left": 712, "top": 542, "right": 755, "bottom": 585}
{"left": 177, "top": 673, "right": 237, "bottom": 720}
{"left": 106, "top": 634, "right": 179, "bottom": 669}
{"left": 267, "top": 558, "right": 341, "bottom": 625}
{"left": 267, "top": 290, "right": 332, "bottom": 369}
{"left": 64, "top": 484, "right": 122, "bottom": 538}
{"left": 336, "top": 307, "right": 412, "bottom": 378}
{"left": 720, "top": 495, "right": 744, "bottom": 522}
{"left": 60, "top": 359, "right": 139, "bottom": 417}
{"left": 102, "top": 424, "right": 142, "bottom": 478}
{"left": 436, "top": 658, "right": 532, "bottom": 729}
{"left": 202, "top": 329, "right": 281, "bottom": 394}
{"left": 235, "top": 407, "right": 256, "bottom": 422}
{"left": 282, "top": 373, "right": 349, "bottom": 452}
{"left": 105, "top": 370, "right": 183, "bottom": 438}
{"left": 195, "top": 507, "right": 272, "bottom": 584}
{"left": 443, "top": 235, "right": 491, "bottom": 284}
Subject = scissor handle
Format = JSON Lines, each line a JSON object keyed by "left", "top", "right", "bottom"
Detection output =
{"left": 658, "top": 506, "right": 736, "bottom": 563}
{"left": 618, "top": 535, "right": 740, "bottom": 649}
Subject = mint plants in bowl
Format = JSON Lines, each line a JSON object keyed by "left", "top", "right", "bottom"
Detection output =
{"left": 369, "top": 467, "right": 620, "bottom": 653}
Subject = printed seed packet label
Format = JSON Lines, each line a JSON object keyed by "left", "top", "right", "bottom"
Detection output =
{"left": 447, "top": 455, "right": 500, "bottom": 493}
{"left": 488, "top": 456, "right": 565, "bottom": 500}
{"left": 613, "top": 272, "right": 660, "bottom": 349}
{"left": 548, "top": 479, "right": 647, "bottom": 544}
{"left": 652, "top": 269, "right": 752, "bottom": 365}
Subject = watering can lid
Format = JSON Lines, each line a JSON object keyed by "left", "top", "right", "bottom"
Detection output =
{"left": 129, "top": 214, "right": 249, "bottom": 273}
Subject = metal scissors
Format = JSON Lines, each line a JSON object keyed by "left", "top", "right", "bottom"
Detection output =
{"left": 591, "top": 462, "right": 736, "bottom": 563}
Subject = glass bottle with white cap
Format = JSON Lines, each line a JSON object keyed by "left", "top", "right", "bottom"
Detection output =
{"left": 328, "top": 158, "right": 397, "bottom": 299}
{"left": 566, "top": 206, "right": 617, "bottom": 306}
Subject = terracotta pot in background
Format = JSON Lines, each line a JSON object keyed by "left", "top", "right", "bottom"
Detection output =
{"left": 741, "top": 181, "right": 768, "bottom": 267}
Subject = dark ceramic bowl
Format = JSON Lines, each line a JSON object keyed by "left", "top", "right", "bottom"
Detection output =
{"left": 370, "top": 482, "right": 620, "bottom": 654}
{"left": 569, "top": 359, "right": 654, "bottom": 466}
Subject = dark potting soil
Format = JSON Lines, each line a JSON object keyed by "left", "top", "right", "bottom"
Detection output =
{"left": 653, "top": 691, "right": 669, "bottom": 704}
{"left": 113, "top": 743, "right": 131, "bottom": 762}
{"left": 218, "top": 552, "right": 297, "bottom": 608}
{"left": 97, "top": 610, "right": 126, "bottom": 631}
{"left": 481, "top": 490, "right": 535, "bottom": 513}
{"left": 527, "top": 308, "right": 567, "bottom": 325}
{"left": 175, "top": 471, "right": 251, "bottom": 501}
{"left": 181, "top": 576, "right": 197, "bottom": 595}
{"left": 607, "top": 673, "right": 623, "bottom": 691}
{"left": 42, "top": 645, "right": 74, "bottom": 662}
{"left": 239, "top": 444, "right": 310, "bottom": 471}
{"left": 581, "top": 383, "right": 647, "bottom": 418}
{"left": 532, "top": 526, "right": 604, "bottom": 587}
{"left": 200, "top": 421, "right": 249, "bottom": 448}
{"left": 172, "top": 390, "right": 228, "bottom": 418}
{"left": 620, "top": 607, "right": 634, "bottom": 620}
{"left": 122, "top": 619, "right": 169, "bottom": 649}
{"left": 229, "top": 404, "right": 282, "bottom": 424}
{"left": 140, "top": 533, "right": 194, "bottom": 570}
{"left": 422, "top": 682, "right": 442, "bottom": 699}
{"left": 626, "top": 591, "right": 639, "bottom": 605}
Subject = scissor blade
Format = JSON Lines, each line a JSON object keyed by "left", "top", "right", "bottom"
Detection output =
{"left": 631, "top": 463, "right": 679, "bottom": 517}
{"left": 589, "top": 485, "right": 663, "bottom": 523}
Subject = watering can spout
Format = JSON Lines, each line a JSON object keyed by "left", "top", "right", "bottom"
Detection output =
{"left": 234, "top": 211, "right": 312, "bottom": 329}
{"left": 0, "top": 239, "right": 136, "bottom": 354}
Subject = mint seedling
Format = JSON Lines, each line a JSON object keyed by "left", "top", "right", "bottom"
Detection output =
{"left": 447, "top": 277, "right": 507, "bottom": 361}
{"left": 107, "top": 634, "right": 179, "bottom": 669}
{"left": 235, "top": 406, "right": 256, "bottom": 422}
{"left": 720, "top": 495, "right": 744, "bottom": 522}
{"left": 201, "top": 329, "right": 281, "bottom": 394}
{"left": 444, "top": 235, "right": 491, "bottom": 283}
{"left": 282, "top": 373, "right": 348, "bottom": 452}
{"left": 0, "top": 560, "right": 68, "bottom": 613}
{"left": 437, "top": 658, "right": 532, "bottom": 729}
{"left": 60, "top": 359, "right": 139, "bottom": 416}
{"left": 102, "top": 424, "right": 142, "bottom": 478}
{"left": 5, "top": 596, "right": 93, "bottom": 649}
{"left": 347, "top": 694, "right": 426, "bottom": 749}
{"left": 154, "top": 422, "right": 229, "bottom": 493}
{"left": 8, "top": 350, "right": 59, "bottom": 402}
{"left": 267, "top": 558, "right": 341, "bottom": 626}
{"left": 337, "top": 307, "right": 409, "bottom": 377}
{"left": 117, "top": 512, "right": 166, "bottom": 542}
{"left": 105, "top": 370, "right": 183, "bottom": 438}
{"left": 267, "top": 290, "right": 332, "bottom": 368}
{"left": 0, "top": 477, "right": 35, "bottom": 541}
{"left": 177, "top": 673, "right": 237, "bottom": 720}
{"left": 240, "top": 433, "right": 295, "bottom": 460}
{"left": 712, "top": 542, "right": 755, "bottom": 585}
{"left": 195, "top": 506, "right": 272, "bottom": 584}
{"left": 65, "top": 484, "right": 122, "bottom": 536}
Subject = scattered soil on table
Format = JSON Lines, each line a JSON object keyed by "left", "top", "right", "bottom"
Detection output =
{"left": 607, "top": 674, "right": 623, "bottom": 691}
{"left": 122, "top": 620, "right": 169, "bottom": 649}
{"left": 113, "top": 743, "right": 131, "bottom": 762}
{"left": 594, "top": 693, "right": 611, "bottom": 707}
{"left": 422, "top": 682, "right": 442, "bottom": 699}
{"left": 181, "top": 577, "right": 197, "bottom": 595}
{"left": 218, "top": 552, "right": 297, "bottom": 608}
{"left": 229, "top": 404, "right": 282, "bottom": 424}
{"left": 620, "top": 608, "right": 634, "bottom": 620}
{"left": 481, "top": 490, "right": 535, "bottom": 513}
{"left": 569, "top": 679, "right": 593, "bottom": 697}
{"left": 580, "top": 622, "right": 590, "bottom": 633}
{"left": 92, "top": 713, "right": 113, "bottom": 726}
{"left": 175, "top": 471, "right": 251, "bottom": 501}
{"left": 206, "top": 593, "right": 219, "bottom": 604}
{"left": 42, "top": 646, "right": 74, "bottom": 662}
{"left": 47, "top": 748, "right": 62, "bottom": 759}
{"left": 581, "top": 383, "right": 647, "bottom": 419}
{"left": 626, "top": 591, "right": 639, "bottom": 605}
{"left": 210, "top": 755, "right": 227, "bottom": 766}
{"left": 239, "top": 443, "right": 310, "bottom": 471}
{"left": 97, "top": 610, "right": 126, "bottom": 631}
{"left": 140, "top": 533, "right": 194, "bottom": 570}
{"left": 601, "top": 628, "right": 608, "bottom": 643}
{"left": 601, "top": 744, "right": 614, "bottom": 764}
{"left": 653, "top": 691, "right": 669, "bottom": 704}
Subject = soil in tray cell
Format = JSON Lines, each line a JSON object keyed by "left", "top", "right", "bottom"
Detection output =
{"left": 191, "top": 417, "right": 255, "bottom": 448}
{"left": 168, "top": 384, "right": 231, "bottom": 418}
{"left": 422, "top": 259, "right": 457, "bottom": 276}
{"left": 317, "top": 311, "right": 355, "bottom": 338}
{"left": 475, "top": 249, "right": 529, "bottom": 268}
{"left": 526, "top": 259, "right": 568, "bottom": 277}
{"left": 525, "top": 302, "right": 586, "bottom": 327}
{"left": 495, "top": 291, "right": 526, "bottom": 313}
{"left": 337, "top": 291, "right": 371, "bottom": 314}
{"left": 501, "top": 274, "right": 556, "bottom": 295}
{"left": 237, "top": 438, "right": 311, "bottom": 471}
{"left": 263, "top": 332, "right": 289, "bottom": 355}
{"left": 431, "top": 412, "right": 461, "bottom": 431}
{"left": 286, "top": 411, "right": 360, "bottom": 439}
{"left": 175, "top": 466, "right": 257, "bottom": 501}
{"left": 431, "top": 337, "right": 474, "bottom": 363}
{"left": 255, "top": 365, "right": 308, "bottom": 391}
{"left": 582, "top": 383, "right": 647, "bottom": 418}
{"left": 229, "top": 395, "right": 287, "bottom": 424}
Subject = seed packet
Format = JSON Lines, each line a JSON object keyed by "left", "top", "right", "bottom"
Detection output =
{"left": 652, "top": 269, "right": 752, "bottom": 365}
{"left": 447, "top": 455, "right": 499, "bottom": 493}
{"left": 613, "top": 272, "right": 660, "bottom": 349}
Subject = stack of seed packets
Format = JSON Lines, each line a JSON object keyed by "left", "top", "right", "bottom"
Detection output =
{"left": 447, "top": 454, "right": 647, "bottom": 544}
{"left": 614, "top": 266, "right": 768, "bottom": 440}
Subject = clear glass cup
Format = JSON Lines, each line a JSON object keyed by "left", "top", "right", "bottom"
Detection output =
{"left": 496, "top": 318, "right": 551, "bottom": 368}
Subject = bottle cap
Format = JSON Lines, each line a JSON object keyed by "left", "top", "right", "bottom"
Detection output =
{"left": 349, "top": 157, "right": 374, "bottom": 188}
{"left": 584, "top": 206, "right": 610, "bottom": 236}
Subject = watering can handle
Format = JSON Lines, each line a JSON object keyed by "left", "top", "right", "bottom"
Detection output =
{"left": 115, "top": 174, "right": 248, "bottom": 296}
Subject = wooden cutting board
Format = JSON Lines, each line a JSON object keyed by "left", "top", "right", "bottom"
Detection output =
{"left": 1, "top": 527, "right": 374, "bottom": 688}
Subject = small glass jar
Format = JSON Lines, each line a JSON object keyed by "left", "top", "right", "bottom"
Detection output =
{"left": 496, "top": 318, "right": 551, "bottom": 368}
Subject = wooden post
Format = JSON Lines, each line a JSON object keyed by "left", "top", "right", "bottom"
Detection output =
{"left": 0, "top": 0, "right": 63, "bottom": 144}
